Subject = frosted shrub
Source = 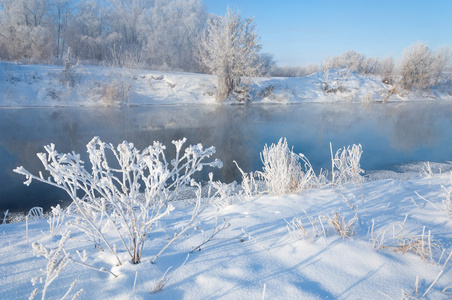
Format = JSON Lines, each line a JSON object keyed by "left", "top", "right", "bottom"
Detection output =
{"left": 14, "top": 137, "right": 222, "bottom": 265}
{"left": 330, "top": 143, "right": 364, "bottom": 187}
{"left": 258, "top": 138, "right": 319, "bottom": 196}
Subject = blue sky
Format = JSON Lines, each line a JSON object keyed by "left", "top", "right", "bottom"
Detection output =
{"left": 203, "top": 0, "right": 452, "bottom": 66}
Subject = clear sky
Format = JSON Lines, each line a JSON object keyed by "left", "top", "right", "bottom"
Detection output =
{"left": 203, "top": 0, "right": 452, "bottom": 66}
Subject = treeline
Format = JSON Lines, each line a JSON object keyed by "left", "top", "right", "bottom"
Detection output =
{"left": 0, "top": 0, "right": 207, "bottom": 72}
{"left": 273, "top": 44, "right": 451, "bottom": 91}
{"left": 0, "top": 1, "right": 450, "bottom": 94}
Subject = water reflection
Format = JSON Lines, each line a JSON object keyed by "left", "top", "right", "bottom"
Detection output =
{"left": 1, "top": 102, "right": 451, "bottom": 213}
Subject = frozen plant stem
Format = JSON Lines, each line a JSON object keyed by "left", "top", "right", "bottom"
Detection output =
{"left": 2, "top": 210, "right": 8, "bottom": 224}
{"left": 151, "top": 254, "right": 190, "bottom": 293}
{"left": 241, "top": 228, "right": 270, "bottom": 252}
{"left": 191, "top": 218, "right": 230, "bottom": 253}
{"left": 152, "top": 175, "right": 228, "bottom": 263}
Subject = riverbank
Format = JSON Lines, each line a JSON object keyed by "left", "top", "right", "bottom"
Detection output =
{"left": 1, "top": 62, "right": 451, "bottom": 107}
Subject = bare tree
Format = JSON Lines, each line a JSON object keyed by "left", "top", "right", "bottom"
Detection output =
{"left": 197, "top": 7, "right": 262, "bottom": 102}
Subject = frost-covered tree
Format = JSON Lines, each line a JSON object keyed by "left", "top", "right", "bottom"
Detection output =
{"left": 67, "top": 0, "right": 112, "bottom": 61}
{"left": 197, "top": 7, "right": 262, "bottom": 101}
{"left": 0, "top": 0, "right": 53, "bottom": 60}
{"left": 258, "top": 53, "right": 276, "bottom": 76}
{"left": 376, "top": 55, "right": 395, "bottom": 84}
{"left": 106, "top": 0, "right": 150, "bottom": 51}
{"left": 139, "top": 0, "right": 207, "bottom": 71}
{"left": 50, "top": 0, "right": 72, "bottom": 59}
{"left": 321, "top": 50, "right": 367, "bottom": 73}
{"left": 400, "top": 42, "right": 451, "bottom": 91}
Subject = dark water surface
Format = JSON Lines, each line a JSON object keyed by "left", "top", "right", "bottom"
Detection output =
{"left": 1, "top": 102, "right": 452, "bottom": 213}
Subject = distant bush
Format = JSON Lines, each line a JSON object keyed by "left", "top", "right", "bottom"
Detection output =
{"left": 271, "top": 64, "right": 319, "bottom": 77}
{"left": 321, "top": 51, "right": 395, "bottom": 81}
{"left": 400, "top": 42, "right": 451, "bottom": 91}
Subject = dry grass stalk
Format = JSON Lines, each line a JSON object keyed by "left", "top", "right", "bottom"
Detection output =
{"left": 286, "top": 217, "right": 308, "bottom": 240}
{"left": 421, "top": 162, "right": 434, "bottom": 178}
{"left": 324, "top": 212, "right": 358, "bottom": 239}
{"left": 441, "top": 186, "right": 452, "bottom": 216}
{"left": 151, "top": 254, "right": 190, "bottom": 293}
{"left": 393, "top": 233, "right": 442, "bottom": 263}
{"left": 416, "top": 186, "right": 452, "bottom": 218}
{"left": 286, "top": 209, "right": 320, "bottom": 243}
{"left": 371, "top": 217, "right": 443, "bottom": 264}
{"left": 403, "top": 251, "right": 452, "bottom": 299}
{"left": 234, "top": 160, "right": 260, "bottom": 201}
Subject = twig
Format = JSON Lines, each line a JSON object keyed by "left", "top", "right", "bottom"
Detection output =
{"left": 241, "top": 228, "right": 270, "bottom": 252}
{"left": 191, "top": 218, "right": 230, "bottom": 253}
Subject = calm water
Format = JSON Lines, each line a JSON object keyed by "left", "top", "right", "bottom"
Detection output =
{"left": 1, "top": 102, "right": 452, "bottom": 213}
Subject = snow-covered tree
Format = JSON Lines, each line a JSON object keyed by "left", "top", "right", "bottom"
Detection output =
{"left": 197, "top": 7, "right": 262, "bottom": 101}
{"left": 106, "top": 0, "right": 150, "bottom": 51}
{"left": 376, "top": 55, "right": 395, "bottom": 84}
{"left": 0, "top": 0, "right": 53, "bottom": 60}
{"left": 400, "top": 42, "right": 451, "bottom": 91}
{"left": 258, "top": 53, "right": 276, "bottom": 76}
{"left": 50, "top": 0, "right": 72, "bottom": 59}
{"left": 139, "top": 0, "right": 207, "bottom": 71}
{"left": 67, "top": 0, "right": 112, "bottom": 61}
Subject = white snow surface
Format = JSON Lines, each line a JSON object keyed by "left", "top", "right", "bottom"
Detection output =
{"left": 1, "top": 62, "right": 451, "bottom": 107}
{"left": 1, "top": 173, "right": 452, "bottom": 299}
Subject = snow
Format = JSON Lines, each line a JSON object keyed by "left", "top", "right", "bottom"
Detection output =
{"left": 1, "top": 172, "right": 452, "bottom": 299}
{"left": 1, "top": 63, "right": 452, "bottom": 299}
{"left": 1, "top": 62, "right": 451, "bottom": 107}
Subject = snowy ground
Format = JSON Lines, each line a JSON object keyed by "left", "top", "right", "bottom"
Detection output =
{"left": 1, "top": 170, "right": 452, "bottom": 299}
{"left": 1, "top": 62, "right": 451, "bottom": 107}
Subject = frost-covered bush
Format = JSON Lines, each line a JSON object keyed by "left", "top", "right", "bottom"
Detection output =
{"left": 330, "top": 143, "right": 364, "bottom": 187}
{"left": 258, "top": 138, "right": 321, "bottom": 195}
{"left": 321, "top": 50, "right": 395, "bottom": 80}
{"left": 14, "top": 137, "right": 222, "bottom": 264}
{"left": 400, "top": 42, "right": 451, "bottom": 91}
{"left": 271, "top": 64, "right": 319, "bottom": 77}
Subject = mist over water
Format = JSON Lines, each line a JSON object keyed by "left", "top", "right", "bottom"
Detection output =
{"left": 1, "top": 102, "right": 452, "bottom": 213}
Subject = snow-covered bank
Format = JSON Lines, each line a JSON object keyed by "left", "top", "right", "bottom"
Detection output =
{"left": 1, "top": 172, "right": 452, "bottom": 299}
{"left": 1, "top": 62, "right": 451, "bottom": 107}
